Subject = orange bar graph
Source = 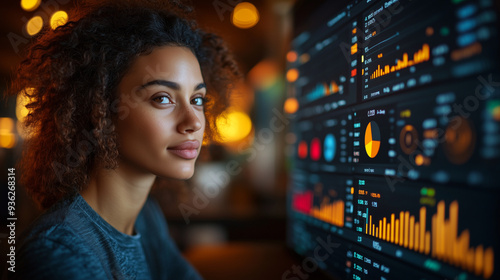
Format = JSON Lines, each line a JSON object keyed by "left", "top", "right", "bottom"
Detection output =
{"left": 415, "top": 223, "right": 420, "bottom": 252}
{"left": 404, "top": 211, "right": 409, "bottom": 248}
{"left": 391, "top": 214, "right": 395, "bottom": 243}
{"left": 383, "top": 217, "right": 387, "bottom": 240}
{"left": 370, "top": 43, "right": 430, "bottom": 79}
{"left": 432, "top": 214, "right": 437, "bottom": 257}
{"left": 310, "top": 199, "right": 344, "bottom": 227}
{"left": 425, "top": 232, "right": 431, "bottom": 254}
{"left": 387, "top": 224, "right": 391, "bottom": 242}
{"left": 409, "top": 216, "right": 415, "bottom": 250}
{"left": 420, "top": 207, "right": 426, "bottom": 253}
{"left": 395, "top": 220, "right": 399, "bottom": 244}
{"left": 364, "top": 201, "right": 494, "bottom": 278}
{"left": 400, "top": 211, "right": 404, "bottom": 246}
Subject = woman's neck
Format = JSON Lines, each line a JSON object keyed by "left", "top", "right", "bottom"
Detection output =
{"left": 80, "top": 160, "right": 157, "bottom": 235}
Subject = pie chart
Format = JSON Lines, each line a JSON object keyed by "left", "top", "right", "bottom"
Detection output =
{"left": 324, "top": 134, "right": 336, "bottom": 162}
{"left": 365, "top": 121, "right": 381, "bottom": 158}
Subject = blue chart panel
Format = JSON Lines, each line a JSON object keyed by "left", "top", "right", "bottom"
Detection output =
{"left": 286, "top": 0, "right": 500, "bottom": 279}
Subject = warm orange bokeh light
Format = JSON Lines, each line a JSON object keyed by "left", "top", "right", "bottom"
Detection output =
{"left": 287, "top": 51, "right": 298, "bottom": 63}
{"left": 284, "top": 97, "right": 299, "bottom": 114}
{"left": 26, "top": 16, "right": 43, "bottom": 36}
{"left": 50, "top": 11, "right": 68, "bottom": 30}
{"left": 286, "top": 68, "right": 299, "bottom": 83}
{"left": 216, "top": 109, "right": 253, "bottom": 143}
{"left": 21, "top": 0, "right": 41, "bottom": 11}
{"left": 232, "top": 2, "right": 259, "bottom": 29}
{"left": 0, "top": 118, "right": 16, "bottom": 149}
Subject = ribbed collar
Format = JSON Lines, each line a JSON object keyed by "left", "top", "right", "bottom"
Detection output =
{"left": 73, "top": 193, "right": 142, "bottom": 246}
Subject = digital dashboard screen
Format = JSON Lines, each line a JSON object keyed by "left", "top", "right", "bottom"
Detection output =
{"left": 286, "top": 0, "right": 500, "bottom": 279}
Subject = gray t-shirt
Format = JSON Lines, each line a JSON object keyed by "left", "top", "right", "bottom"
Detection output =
{"left": 11, "top": 194, "right": 202, "bottom": 280}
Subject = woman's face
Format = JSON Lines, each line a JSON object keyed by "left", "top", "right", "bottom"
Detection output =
{"left": 115, "top": 46, "right": 206, "bottom": 180}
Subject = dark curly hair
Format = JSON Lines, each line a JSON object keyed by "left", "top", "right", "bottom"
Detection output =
{"left": 7, "top": 0, "right": 239, "bottom": 209}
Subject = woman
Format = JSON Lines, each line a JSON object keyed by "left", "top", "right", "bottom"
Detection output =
{"left": 7, "top": 0, "right": 238, "bottom": 279}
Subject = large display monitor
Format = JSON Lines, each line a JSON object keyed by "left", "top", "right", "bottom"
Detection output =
{"left": 286, "top": 0, "right": 500, "bottom": 279}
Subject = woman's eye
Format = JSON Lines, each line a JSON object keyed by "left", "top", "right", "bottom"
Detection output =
{"left": 153, "top": 96, "right": 173, "bottom": 104}
{"left": 192, "top": 97, "right": 206, "bottom": 106}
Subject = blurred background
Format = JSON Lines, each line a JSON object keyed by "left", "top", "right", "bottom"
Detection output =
{"left": 0, "top": 0, "right": 323, "bottom": 279}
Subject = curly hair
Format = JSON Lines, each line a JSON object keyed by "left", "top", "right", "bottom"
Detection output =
{"left": 7, "top": 0, "right": 240, "bottom": 209}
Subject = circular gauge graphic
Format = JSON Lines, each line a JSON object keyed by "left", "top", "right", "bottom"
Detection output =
{"left": 444, "top": 116, "right": 475, "bottom": 165}
{"left": 365, "top": 121, "right": 381, "bottom": 158}
{"left": 324, "top": 134, "right": 336, "bottom": 162}
{"left": 400, "top": 124, "right": 419, "bottom": 155}
{"left": 298, "top": 140, "right": 308, "bottom": 159}
{"left": 310, "top": 137, "right": 321, "bottom": 161}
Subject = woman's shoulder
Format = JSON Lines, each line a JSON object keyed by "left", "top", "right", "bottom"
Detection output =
{"left": 18, "top": 195, "right": 88, "bottom": 243}
{"left": 13, "top": 195, "right": 105, "bottom": 279}
{"left": 13, "top": 235, "right": 103, "bottom": 279}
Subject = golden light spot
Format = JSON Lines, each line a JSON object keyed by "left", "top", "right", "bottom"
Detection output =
{"left": 284, "top": 97, "right": 299, "bottom": 114}
{"left": 16, "top": 88, "right": 34, "bottom": 122}
{"left": 26, "top": 16, "right": 43, "bottom": 36}
{"left": 415, "top": 154, "right": 424, "bottom": 166}
{"left": 21, "top": 0, "right": 41, "bottom": 11}
{"left": 286, "top": 51, "right": 298, "bottom": 63}
{"left": 232, "top": 2, "right": 259, "bottom": 29}
{"left": 286, "top": 68, "right": 299, "bottom": 83}
{"left": 50, "top": 11, "right": 68, "bottom": 30}
{"left": 0, "top": 118, "right": 16, "bottom": 149}
{"left": 216, "top": 109, "right": 252, "bottom": 143}
{"left": 16, "top": 88, "right": 37, "bottom": 139}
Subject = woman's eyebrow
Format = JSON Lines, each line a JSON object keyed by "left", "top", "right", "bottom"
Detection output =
{"left": 139, "top": 80, "right": 206, "bottom": 92}
{"left": 195, "top": 83, "right": 206, "bottom": 91}
{"left": 139, "top": 79, "right": 180, "bottom": 90}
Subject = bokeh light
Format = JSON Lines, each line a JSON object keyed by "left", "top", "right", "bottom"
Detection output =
{"left": 216, "top": 109, "right": 253, "bottom": 143}
{"left": 0, "top": 118, "right": 16, "bottom": 149}
{"left": 284, "top": 97, "right": 299, "bottom": 114}
{"left": 26, "top": 15, "right": 43, "bottom": 36}
{"left": 286, "top": 51, "right": 298, "bottom": 63}
{"left": 16, "top": 89, "right": 32, "bottom": 122}
{"left": 231, "top": 2, "right": 259, "bottom": 29}
{"left": 16, "top": 88, "right": 35, "bottom": 139}
{"left": 286, "top": 68, "right": 299, "bottom": 83}
{"left": 50, "top": 10, "right": 68, "bottom": 30}
{"left": 20, "top": 0, "right": 41, "bottom": 11}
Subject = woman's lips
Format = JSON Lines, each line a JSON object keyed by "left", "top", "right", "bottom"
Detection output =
{"left": 167, "top": 140, "right": 200, "bottom": 159}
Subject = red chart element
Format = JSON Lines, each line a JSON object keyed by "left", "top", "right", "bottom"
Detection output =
{"left": 298, "top": 140, "right": 308, "bottom": 159}
{"left": 292, "top": 191, "right": 312, "bottom": 214}
{"left": 310, "top": 138, "right": 321, "bottom": 161}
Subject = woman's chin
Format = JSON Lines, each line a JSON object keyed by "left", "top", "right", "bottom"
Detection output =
{"left": 158, "top": 169, "right": 195, "bottom": 181}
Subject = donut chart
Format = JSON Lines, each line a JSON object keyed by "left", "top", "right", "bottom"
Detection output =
{"left": 400, "top": 124, "right": 419, "bottom": 155}
{"left": 365, "top": 121, "right": 381, "bottom": 158}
